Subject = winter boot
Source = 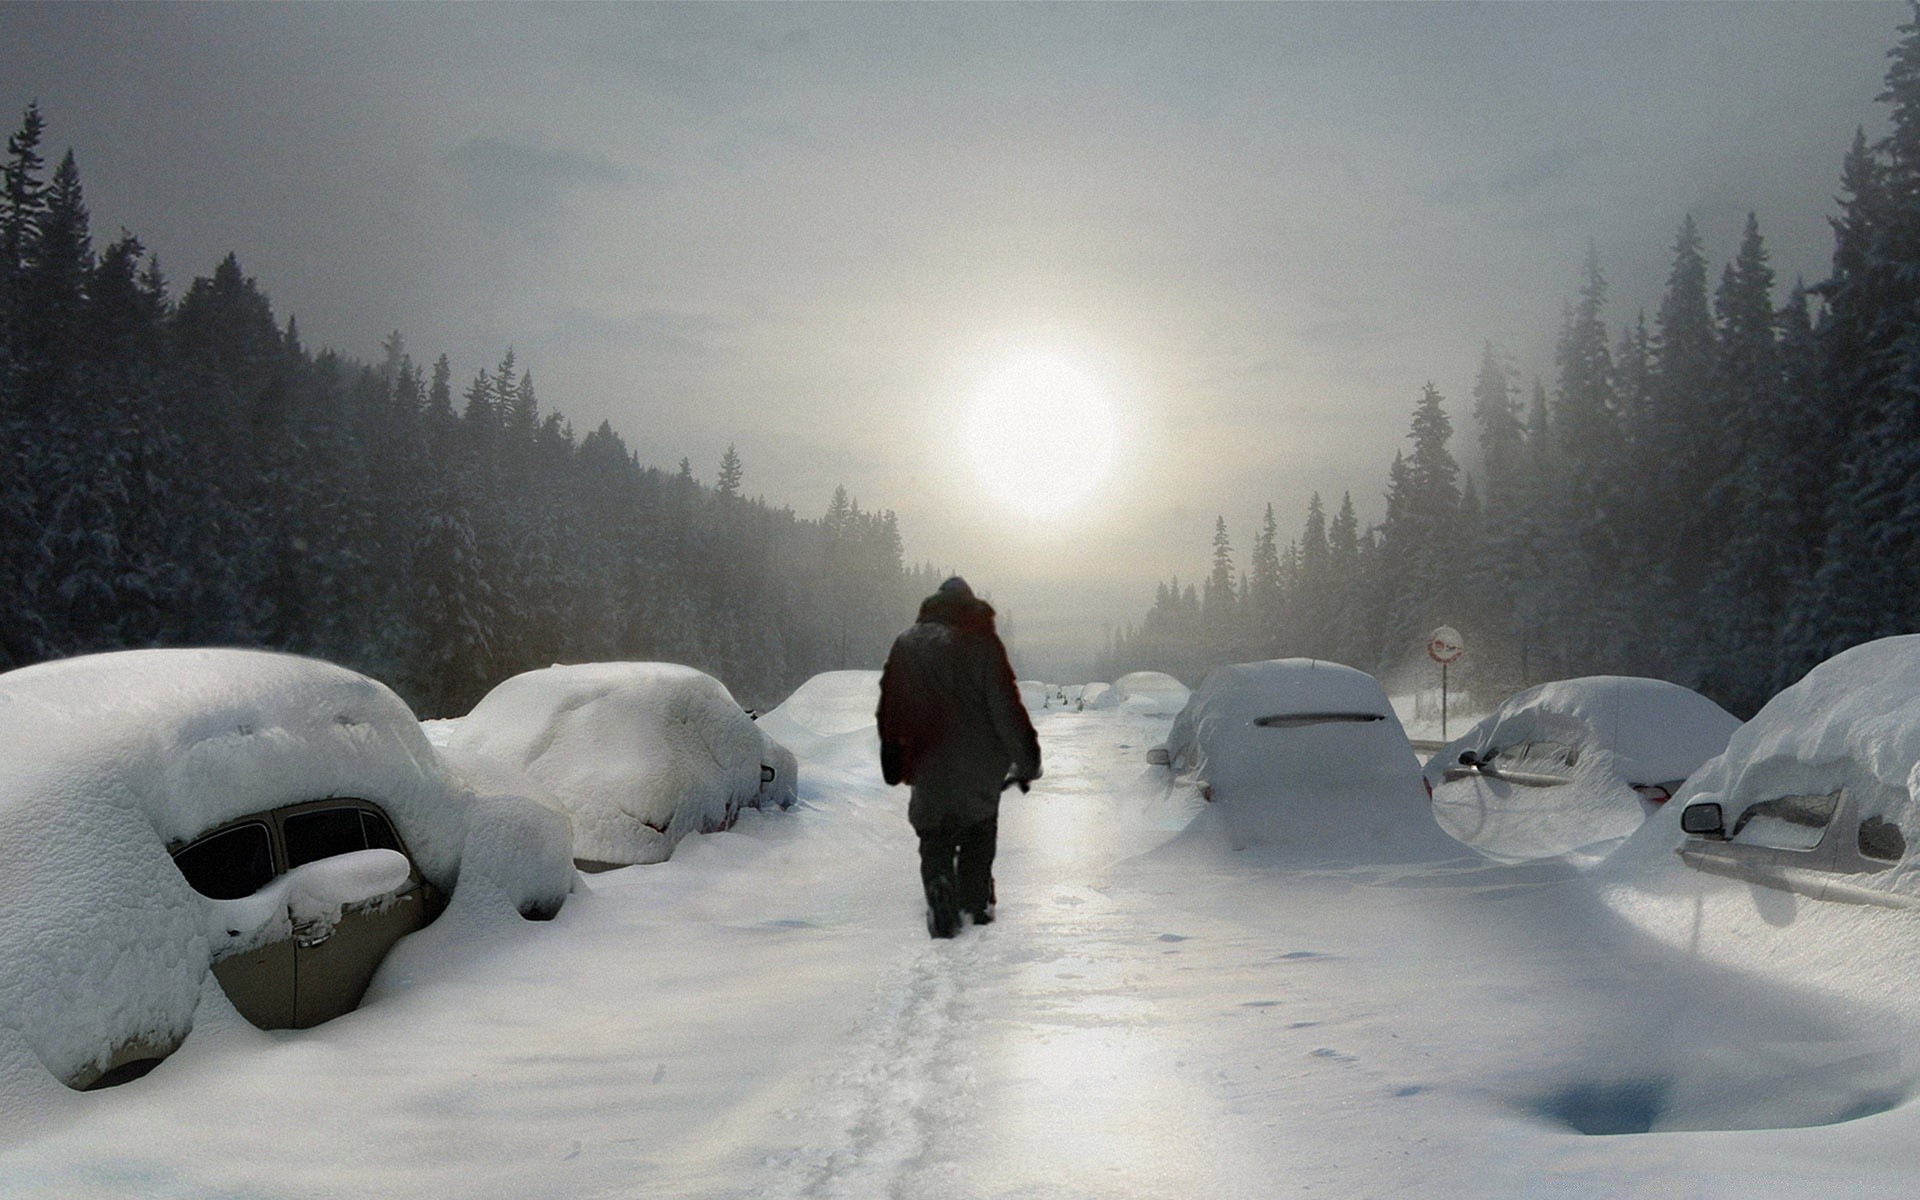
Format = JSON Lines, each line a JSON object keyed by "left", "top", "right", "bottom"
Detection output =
{"left": 926, "top": 875, "right": 959, "bottom": 939}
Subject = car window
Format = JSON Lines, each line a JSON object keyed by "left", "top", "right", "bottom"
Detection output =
{"left": 1506, "top": 741, "right": 1575, "bottom": 770}
{"left": 172, "top": 823, "right": 276, "bottom": 900}
{"left": 1730, "top": 791, "right": 1840, "bottom": 852}
{"left": 361, "top": 809, "right": 402, "bottom": 854}
{"left": 284, "top": 806, "right": 372, "bottom": 869}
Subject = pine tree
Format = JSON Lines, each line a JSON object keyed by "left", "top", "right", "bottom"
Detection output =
{"left": 717, "top": 443, "right": 744, "bottom": 498}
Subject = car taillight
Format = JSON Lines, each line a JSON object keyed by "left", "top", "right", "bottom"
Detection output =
{"left": 1423, "top": 776, "right": 1434, "bottom": 801}
{"left": 1632, "top": 784, "right": 1672, "bottom": 805}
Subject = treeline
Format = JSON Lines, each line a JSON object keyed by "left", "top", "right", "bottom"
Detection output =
{"left": 1102, "top": 8, "right": 1920, "bottom": 719}
{"left": 0, "top": 105, "right": 934, "bottom": 716}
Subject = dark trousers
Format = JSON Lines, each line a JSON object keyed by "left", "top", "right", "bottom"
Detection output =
{"left": 918, "top": 814, "right": 998, "bottom": 915}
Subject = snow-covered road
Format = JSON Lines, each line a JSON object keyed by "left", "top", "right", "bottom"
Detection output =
{"left": 6, "top": 705, "right": 1920, "bottom": 1197}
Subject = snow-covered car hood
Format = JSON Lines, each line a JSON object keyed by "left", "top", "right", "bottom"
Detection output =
{"left": 1422, "top": 675, "right": 1739, "bottom": 864}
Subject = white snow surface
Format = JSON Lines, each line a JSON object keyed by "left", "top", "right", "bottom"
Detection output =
{"left": 438, "top": 662, "right": 798, "bottom": 866}
{"left": 754, "top": 668, "right": 882, "bottom": 760}
{"left": 1087, "top": 669, "right": 1190, "bottom": 716}
{"left": 14, "top": 664, "right": 1920, "bottom": 1194}
{"left": 1424, "top": 676, "right": 1740, "bottom": 864}
{"left": 0, "top": 648, "right": 572, "bottom": 1095}
{"left": 1163, "top": 659, "right": 1460, "bottom": 862}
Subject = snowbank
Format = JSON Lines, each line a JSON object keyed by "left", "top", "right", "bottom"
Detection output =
{"left": 1088, "top": 670, "right": 1190, "bottom": 716}
{"left": 0, "top": 648, "right": 572, "bottom": 1095}
{"left": 439, "top": 662, "right": 797, "bottom": 868}
{"left": 1423, "top": 676, "right": 1739, "bottom": 864}
{"left": 1164, "top": 659, "right": 1457, "bottom": 861}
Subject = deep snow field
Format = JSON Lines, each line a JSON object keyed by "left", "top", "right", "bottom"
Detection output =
{"left": 6, "top": 698, "right": 1920, "bottom": 1198}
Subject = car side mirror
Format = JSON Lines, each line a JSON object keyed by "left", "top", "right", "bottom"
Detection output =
{"left": 284, "top": 848, "right": 412, "bottom": 913}
{"left": 1146, "top": 747, "right": 1171, "bottom": 766}
{"left": 761, "top": 764, "right": 777, "bottom": 784}
{"left": 1680, "top": 802, "right": 1725, "bottom": 838}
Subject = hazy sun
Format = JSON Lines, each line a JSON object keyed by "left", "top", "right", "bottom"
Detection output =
{"left": 962, "top": 353, "right": 1119, "bottom": 518}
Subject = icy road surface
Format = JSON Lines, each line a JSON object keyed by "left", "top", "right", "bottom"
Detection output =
{"left": 6, "top": 706, "right": 1920, "bottom": 1197}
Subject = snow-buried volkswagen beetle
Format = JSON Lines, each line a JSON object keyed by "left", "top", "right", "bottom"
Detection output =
{"left": 0, "top": 648, "right": 574, "bottom": 1092}
{"left": 1666, "top": 635, "right": 1920, "bottom": 907}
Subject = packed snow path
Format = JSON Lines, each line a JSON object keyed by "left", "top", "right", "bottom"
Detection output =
{"left": 6, "top": 706, "right": 1920, "bottom": 1198}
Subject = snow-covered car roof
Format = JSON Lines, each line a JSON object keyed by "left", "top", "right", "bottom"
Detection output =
{"left": 1422, "top": 676, "right": 1739, "bottom": 864}
{"left": 1164, "top": 659, "right": 1456, "bottom": 861}
{"left": 1088, "top": 670, "right": 1190, "bottom": 715}
{"left": 439, "top": 662, "right": 797, "bottom": 868}
{"left": 0, "top": 648, "right": 573, "bottom": 1091}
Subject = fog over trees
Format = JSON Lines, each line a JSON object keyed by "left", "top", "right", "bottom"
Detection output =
{"left": 11, "top": 14, "right": 1920, "bottom": 721}
{"left": 1100, "top": 11, "right": 1920, "bottom": 719}
{"left": 0, "top": 104, "right": 935, "bottom": 716}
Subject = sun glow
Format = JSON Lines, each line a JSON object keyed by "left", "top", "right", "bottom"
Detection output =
{"left": 961, "top": 353, "right": 1119, "bottom": 519}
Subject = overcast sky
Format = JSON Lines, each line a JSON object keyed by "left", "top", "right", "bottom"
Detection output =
{"left": 0, "top": 1, "right": 1904, "bottom": 676}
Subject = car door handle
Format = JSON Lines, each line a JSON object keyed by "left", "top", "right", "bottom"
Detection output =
{"left": 292, "top": 918, "right": 333, "bottom": 948}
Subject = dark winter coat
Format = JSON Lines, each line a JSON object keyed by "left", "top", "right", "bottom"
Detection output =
{"left": 877, "top": 586, "right": 1041, "bottom": 833}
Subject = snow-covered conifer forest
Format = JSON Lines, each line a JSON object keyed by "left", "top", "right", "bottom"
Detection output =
{"left": 0, "top": 111, "right": 933, "bottom": 717}
{"left": 1102, "top": 12, "right": 1920, "bottom": 719}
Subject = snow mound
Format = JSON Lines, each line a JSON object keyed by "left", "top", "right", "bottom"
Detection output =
{"left": 1423, "top": 676, "right": 1739, "bottom": 864}
{"left": 0, "top": 648, "right": 572, "bottom": 1096}
{"left": 1018, "top": 680, "right": 1052, "bottom": 713}
{"left": 440, "top": 662, "right": 797, "bottom": 868}
{"left": 1089, "top": 670, "right": 1190, "bottom": 716}
{"left": 1164, "top": 659, "right": 1458, "bottom": 862}
{"left": 1077, "top": 681, "right": 1111, "bottom": 707}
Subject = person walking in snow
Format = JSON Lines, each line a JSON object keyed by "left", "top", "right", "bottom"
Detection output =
{"left": 877, "top": 576, "right": 1041, "bottom": 938}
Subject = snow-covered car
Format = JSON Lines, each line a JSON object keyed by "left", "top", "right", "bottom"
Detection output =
{"left": 1156, "top": 658, "right": 1455, "bottom": 859}
{"left": 438, "top": 662, "right": 798, "bottom": 870}
{"left": 1667, "top": 636, "right": 1920, "bottom": 907}
{"left": 1088, "top": 670, "right": 1191, "bottom": 716}
{"left": 1423, "top": 676, "right": 1739, "bottom": 864}
{"left": 0, "top": 649, "right": 574, "bottom": 1093}
{"left": 754, "top": 669, "right": 881, "bottom": 760}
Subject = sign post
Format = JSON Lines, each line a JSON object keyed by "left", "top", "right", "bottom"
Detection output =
{"left": 1426, "top": 626, "right": 1465, "bottom": 740}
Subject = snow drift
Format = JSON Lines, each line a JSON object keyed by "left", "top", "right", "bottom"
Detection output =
{"left": 1162, "top": 659, "right": 1458, "bottom": 861}
{"left": 0, "top": 648, "right": 573, "bottom": 1094}
{"left": 439, "top": 662, "right": 798, "bottom": 868}
{"left": 1423, "top": 676, "right": 1739, "bottom": 864}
